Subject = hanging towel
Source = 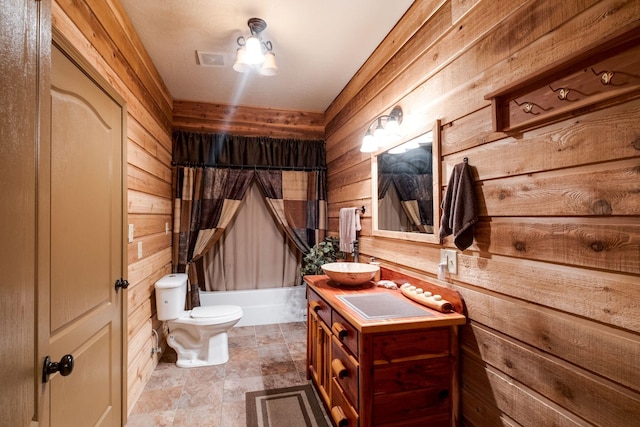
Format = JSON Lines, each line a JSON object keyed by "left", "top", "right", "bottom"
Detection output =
{"left": 339, "top": 208, "right": 359, "bottom": 253}
{"left": 439, "top": 161, "right": 478, "bottom": 251}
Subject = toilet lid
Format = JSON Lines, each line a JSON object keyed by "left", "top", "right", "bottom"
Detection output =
{"left": 191, "top": 305, "right": 242, "bottom": 319}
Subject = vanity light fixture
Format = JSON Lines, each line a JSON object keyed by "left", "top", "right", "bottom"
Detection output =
{"left": 360, "top": 106, "right": 403, "bottom": 153}
{"left": 233, "top": 18, "right": 278, "bottom": 76}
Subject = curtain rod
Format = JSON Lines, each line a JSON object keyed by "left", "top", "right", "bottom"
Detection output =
{"left": 172, "top": 162, "right": 326, "bottom": 172}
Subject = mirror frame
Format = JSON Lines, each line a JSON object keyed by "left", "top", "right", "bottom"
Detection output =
{"left": 371, "top": 120, "right": 441, "bottom": 243}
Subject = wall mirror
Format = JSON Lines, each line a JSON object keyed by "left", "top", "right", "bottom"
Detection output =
{"left": 371, "top": 120, "right": 441, "bottom": 243}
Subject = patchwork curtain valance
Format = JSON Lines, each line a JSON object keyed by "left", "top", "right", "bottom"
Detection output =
{"left": 172, "top": 130, "right": 326, "bottom": 170}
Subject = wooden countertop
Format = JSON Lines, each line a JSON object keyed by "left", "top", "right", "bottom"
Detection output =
{"left": 305, "top": 275, "right": 466, "bottom": 333}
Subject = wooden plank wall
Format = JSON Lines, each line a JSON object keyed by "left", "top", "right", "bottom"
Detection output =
{"left": 325, "top": 0, "right": 640, "bottom": 425}
{"left": 52, "top": 0, "right": 173, "bottom": 416}
{"left": 173, "top": 100, "right": 325, "bottom": 139}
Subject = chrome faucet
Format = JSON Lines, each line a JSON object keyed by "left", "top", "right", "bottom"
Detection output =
{"left": 352, "top": 240, "right": 359, "bottom": 263}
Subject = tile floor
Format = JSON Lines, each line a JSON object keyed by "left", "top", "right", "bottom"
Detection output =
{"left": 126, "top": 322, "right": 310, "bottom": 427}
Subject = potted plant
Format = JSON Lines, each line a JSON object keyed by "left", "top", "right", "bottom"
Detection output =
{"left": 300, "top": 236, "right": 346, "bottom": 277}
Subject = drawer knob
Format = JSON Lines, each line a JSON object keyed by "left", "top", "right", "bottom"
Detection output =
{"left": 331, "top": 358, "right": 349, "bottom": 379}
{"left": 331, "top": 406, "right": 348, "bottom": 427}
{"left": 310, "top": 301, "right": 322, "bottom": 313}
{"left": 332, "top": 322, "right": 348, "bottom": 340}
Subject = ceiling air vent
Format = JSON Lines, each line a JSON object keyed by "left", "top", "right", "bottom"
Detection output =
{"left": 196, "top": 51, "right": 226, "bottom": 67}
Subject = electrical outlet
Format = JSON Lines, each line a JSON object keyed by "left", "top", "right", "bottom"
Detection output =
{"left": 440, "top": 249, "right": 457, "bottom": 275}
{"left": 128, "top": 224, "right": 134, "bottom": 243}
{"left": 137, "top": 241, "right": 143, "bottom": 259}
{"left": 165, "top": 222, "right": 169, "bottom": 235}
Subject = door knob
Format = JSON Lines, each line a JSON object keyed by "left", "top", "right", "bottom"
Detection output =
{"left": 114, "top": 278, "right": 129, "bottom": 292}
{"left": 42, "top": 354, "right": 74, "bottom": 383}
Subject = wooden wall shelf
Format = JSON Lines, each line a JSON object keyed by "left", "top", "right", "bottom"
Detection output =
{"left": 485, "top": 30, "right": 640, "bottom": 133}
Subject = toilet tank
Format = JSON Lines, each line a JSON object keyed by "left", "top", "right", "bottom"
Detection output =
{"left": 155, "top": 273, "right": 188, "bottom": 321}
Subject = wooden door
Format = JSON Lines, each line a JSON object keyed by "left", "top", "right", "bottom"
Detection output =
{"left": 38, "top": 43, "right": 124, "bottom": 427}
{"left": 0, "top": 0, "right": 44, "bottom": 425}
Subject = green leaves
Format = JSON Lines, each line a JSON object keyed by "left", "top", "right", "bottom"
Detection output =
{"left": 300, "top": 236, "right": 346, "bottom": 276}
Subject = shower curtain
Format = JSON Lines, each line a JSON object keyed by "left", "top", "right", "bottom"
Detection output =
{"left": 377, "top": 143, "right": 434, "bottom": 233}
{"left": 171, "top": 131, "right": 327, "bottom": 306}
{"left": 378, "top": 180, "right": 413, "bottom": 232}
{"left": 202, "top": 181, "right": 299, "bottom": 291}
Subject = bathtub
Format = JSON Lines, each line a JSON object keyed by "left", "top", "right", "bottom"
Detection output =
{"left": 198, "top": 285, "right": 308, "bottom": 327}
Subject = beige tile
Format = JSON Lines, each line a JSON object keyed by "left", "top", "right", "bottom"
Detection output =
{"left": 228, "top": 346, "right": 259, "bottom": 362}
{"left": 256, "top": 331, "right": 285, "bottom": 346}
{"left": 255, "top": 323, "right": 280, "bottom": 334}
{"left": 129, "top": 321, "right": 314, "bottom": 424}
{"left": 225, "top": 359, "right": 262, "bottom": 379}
{"left": 228, "top": 325, "right": 255, "bottom": 337}
{"left": 186, "top": 364, "right": 226, "bottom": 383}
{"left": 296, "top": 370, "right": 309, "bottom": 383}
{"left": 292, "top": 357, "right": 308, "bottom": 375}
{"left": 178, "top": 379, "right": 224, "bottom": 409}
{"left": 261, "top": 372, "right": 306, "bottom": 389}
{"left": 222, "top": 376, "right": 265, "bottom": 402}
{"left": 260, "top": 360, "right": 298, "bottom": 376}
{"left": 144, "top": 365, "right": 187, "bottom": 390}
{"left": 258, "top": 343, "right": 292, "bottom": 360}
{"left": 279, "top": 321, "right": 307, "bottom": 332}
{"left": 130, "top": 386, "right": 183, "bottom": 415}
{"left": 125, "top": 410, "right": 175, "bottom": 427}
{"left": 287, "top": 341, "right": 307, "bottom": 359}
{"left": 173, "top": 405, "right": 221, "bottom": 427}
{"left": 228, "top": 334, "right": 256, "bottom": 348}
{"left": 284, "top": 328, "right": 307, "bottom": 344}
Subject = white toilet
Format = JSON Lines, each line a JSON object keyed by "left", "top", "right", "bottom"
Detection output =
{"left": 155, "top": 273, "right": 243, "bottom": 368}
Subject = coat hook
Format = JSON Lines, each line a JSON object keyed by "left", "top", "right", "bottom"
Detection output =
{"left": 548, "top": 85, "right": 571, "bottom": 100}
{"left": 591, "top": 68, "right": 614, "bottom": 85}
{"left": 513, "top": 99, "right": 538, "bottom": 115}
{"left": 463, "top": 157, "right": 468, "bottom": 164}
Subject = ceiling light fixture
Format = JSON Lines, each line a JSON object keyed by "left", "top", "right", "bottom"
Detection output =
{"left": 360, "top": 106, "right": 403, "bottom": 153}
{"left": 233, "top": 18, "right": 278, "bottom": 76}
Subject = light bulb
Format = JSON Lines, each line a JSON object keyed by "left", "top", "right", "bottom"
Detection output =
{"left": 360, "top": 132, "right": 377, "bottom": 153}
{"left": 385, "top": 118, "right": 400, "bottom": 136}
{"left": 373, "top": 119, "right": 388, "bottom": 146}
{"left": 244, "top": 36, "right": 265, "bottom": 64}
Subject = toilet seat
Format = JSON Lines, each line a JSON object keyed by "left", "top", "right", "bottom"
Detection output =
{"left": 172, "top": 305, "right": 243, "bottom": 326}
{"left": 191, "top": 305, "right": 242, "bottom": 319}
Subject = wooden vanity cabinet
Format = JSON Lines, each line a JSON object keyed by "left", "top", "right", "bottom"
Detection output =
{"left": 305, "top": 275, "right": 466, "bottom": 427}
{"left": 308, "top": 287, "right": 333, "bottom": 405}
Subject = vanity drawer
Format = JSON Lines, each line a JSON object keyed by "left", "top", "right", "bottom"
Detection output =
{"left": 372, "top": 327, "right": 450, "bottom": 363}
{"left": 373, "top": 356, "right": 451, "bottom": 394}
{"left": 331, "top": 336, "right": 359, "bottom": 409}
{"left": 308, "top": 287, "right": 332, "bottom": 326}
{"left": 331, "top": 311, "right": 359, "bottom": 357}
{"left": 372, "top": 388, "right": 450, "bottom": 426}
{"left": 331, "top": 378, "right": 359, "bottom": 427}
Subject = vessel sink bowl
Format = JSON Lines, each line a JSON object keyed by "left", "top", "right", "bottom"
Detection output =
{"left": 321, "top": 262, "right": 379, "bottom": 286}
